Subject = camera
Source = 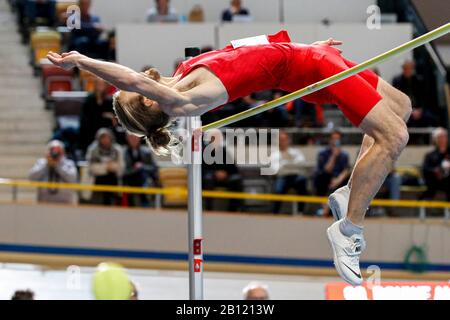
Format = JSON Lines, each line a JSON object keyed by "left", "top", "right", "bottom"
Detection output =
{"left": 49, "top": 147, "right": 62, "bottom": 161}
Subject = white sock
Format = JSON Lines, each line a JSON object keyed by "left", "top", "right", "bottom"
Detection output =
{"left": 339, "top": 217, "right": 363, "bottom": 237}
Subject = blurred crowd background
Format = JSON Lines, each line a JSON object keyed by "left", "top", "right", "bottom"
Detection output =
{"left": 2, "top": 0, "right": 450, "bottom": 218}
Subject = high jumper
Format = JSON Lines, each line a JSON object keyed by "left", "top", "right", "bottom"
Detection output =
{"left": 47, "top": 24, "right": 450, "bottom": 286}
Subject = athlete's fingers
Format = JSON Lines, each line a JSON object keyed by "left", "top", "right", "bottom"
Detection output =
{"left": 62, "top": 51, "right": 79, "bottom": 57}
{"left": 47, "top": 54, "right": 60, "bottom": 65}
{"left": 328, "top": 39, "right": 343, "bottom": 45}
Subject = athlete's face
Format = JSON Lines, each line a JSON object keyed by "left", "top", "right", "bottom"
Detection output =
{"left": 118, "top": 91, "right": 160, "bottom": 112}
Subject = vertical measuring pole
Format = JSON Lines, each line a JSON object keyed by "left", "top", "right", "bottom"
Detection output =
{"left": 185, "top": 47, "right": 204, "bottom": 300}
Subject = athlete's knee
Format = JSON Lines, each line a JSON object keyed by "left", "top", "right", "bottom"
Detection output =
{"left": 397, "top": 91, "right": 412, "bottom": 121}
{"left": 383, "top": 120, "right": 409, "bottom": 158}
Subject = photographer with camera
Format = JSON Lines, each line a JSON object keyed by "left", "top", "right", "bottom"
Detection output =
{"left": 28, "top": 140, "right": 78, "bottom": 204}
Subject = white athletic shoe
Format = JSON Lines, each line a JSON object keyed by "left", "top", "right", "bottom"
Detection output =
{"left": 328, "top": 185, "right": 350, "bottom": 221}
{"left": 327, "top": 220, "right": 366, "bottom": 286}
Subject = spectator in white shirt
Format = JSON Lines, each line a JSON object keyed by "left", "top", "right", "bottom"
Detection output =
{"left": 146, "top": 0, "right": 179, "bottom": 23}
{"left": 270, "top": 130, "right": 308, "bottom": 214}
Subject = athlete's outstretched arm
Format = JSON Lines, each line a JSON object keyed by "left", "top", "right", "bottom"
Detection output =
{"left": 46, "top": 51, "right": 190, "bottom": 109}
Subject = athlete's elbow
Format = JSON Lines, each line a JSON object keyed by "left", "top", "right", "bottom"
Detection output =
{"left": 122, "top": 73, "right": 143, "bottom": 92}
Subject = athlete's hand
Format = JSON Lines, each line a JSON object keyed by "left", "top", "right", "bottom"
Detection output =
{"left": 47, "top": 51, "right": 83, "bottom": 70}
{"left": 312, "top": 38, "right": 343, "bottom": 53}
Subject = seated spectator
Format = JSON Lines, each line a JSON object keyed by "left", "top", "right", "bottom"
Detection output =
{"left": 421, "top": 127, "right": 450, "bottom": 201}
{"left": 130, "top": 281, "right": 139, "bottom": 300}
{"left": 146, "top": 0, "right": 179, "bottom": 23}
{"left": 69, "top": 0, "right": 108, "bottom": 59}
{"left": 188, "top": 4, "right": 204, "bottom": 22}
{"left": 270, "top": 130, "right": 308, "bottom": 214}
{"left": 222, "top": 0, "right": 250, "bottom": 22}
{"left": 86, "top": 128, "right": 124, "bottom": 205}
{"left": 259, "top": 91, "right": 290, "bottom": 128}
{"left": 106, "top": 30, "right": 116, "bottom": 62}
{"left": 392, "top": 59, "right": 426, "bottom": 109}
{"left": 407, "top": 106, "right": 437, "bottom": 128}
{"left": 122, "top": 133, "right": 159, "bottom": 207}
{"left": 11, "top": 289, "right": 35, "bottom": 300}
{"left": 292, "top": 100, "right": 324, "bottom": 128}
{"left": 243, "top": 282, "right": 269, "bottom": 300}
{"left": 25, "top": 0, "right": 56, "bottom": 27}
{"left": 29, "top": 140, "right": 78, "bottom": 204}
{"left": 202, "top": 130, "right": 243, "bottom": 212}
{"left": 78, "top": 77, "right": 114, "bottom": 153}
{"left": 314, "top": 130, "right": 350, "bottom": 215}
{"left": 407, "top": 106, "right": 437, "bottom": 144}
{"left": 201, "top": 46, "right": 214, "bottom": 54}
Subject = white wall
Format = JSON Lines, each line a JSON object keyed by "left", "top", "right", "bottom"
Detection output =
{"left": 117, "top": 23, "right": 413, "bottom": 81}
{"left": 117, "top": 23, "right": 216, "bottom": 75}
{"left": 283, "top": 0, "right": 376, "bottom": 23}
{"left": 90, "top": 0, "right": 150, "bottom": 29}
{"left": 217, "top": 23, "right": 317, "bottom": 47}
{"left": 315, "top": 23, "right": 413, "bottom": 82}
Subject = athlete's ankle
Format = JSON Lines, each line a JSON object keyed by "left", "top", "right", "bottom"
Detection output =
{"left": 339, "top": 217, "right": 363, "bottom": 237}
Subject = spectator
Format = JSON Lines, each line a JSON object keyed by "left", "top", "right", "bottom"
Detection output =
{"left": 381, "top": 172, "right": 402, "bottom": 200}
{"left": 86, "top": 128, "right": 124, "bottom": 205}
{"left": 25, "top": 0, "right": 56, "bottom": 27}
{"left": 106, "top": 30, "right": 116, "bottom": 61}
{"left": 188, "top": 4, "right": 204, "bottom": 22}
{"left": 222, "top": 0, "right": 250, "bottom": 22}
{"left": 202, "top": 130, "right": 243, "bottom": 212}
{"left": 29, "top": 140, "right": 78, "bottom": 204}
{"left": 78, "top": 77, "right": 114, "bottom": 153}
{"left": 69, "top": 0, "right": 108, "bottom": 59}
{"left": 122, "top": 133, "right": 159, "bottom": 207}
{"left": 146, "top": 0, "right": 179, "bottom": 23}
{"left": 314, "top": 130, "right": 350, "bottom": 215}
{"left": 392, "top": 60, "right": 426, "bottom": 109}
{"left": 259, "top": 91, "right": 290, "bottom": 128}
{"left": 11, "top": 289, "right": 35, "bottom": 300}
{"left": 243, "top": 282, "right": 269, "bottom": 300}
{"left": 407, "top": 106, "right": 436, "bottom": 128}
{"left": 130, "top": 281, "right": 139, "bottom": 300}
{"left": 270, "top": 130, "right": 308, "bottom": 214}
{"left": 421, "top": 127, "right": 450, "bottom": 201}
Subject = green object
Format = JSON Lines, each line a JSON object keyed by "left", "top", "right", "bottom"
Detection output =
{"left": 404, "top": 245, "right": 428, "bottom": 273}
{"left": 92, "top": 262, "right": 132, "bottom": 300}
{"left": 202, "top": 23, "right": 450, "bottom": 131}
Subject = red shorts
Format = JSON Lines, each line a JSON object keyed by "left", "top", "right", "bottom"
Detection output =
{"left": 280, "top": 44, "right": 382, "bottom": 126}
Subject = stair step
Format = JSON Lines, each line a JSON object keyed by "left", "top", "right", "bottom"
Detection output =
{"left": 0, "top": 134, "right": 50, "bottom": 144}
{"left": 0, "top": 3, "right": 53, "bottom": 177}
{"left": 0, "top": 110, "right": 51, "bottom": 120}
{"left": 0, "top": 144, "right": 46, "bottom": 156}
{"left": 0, "top": 122, "right": 52, "bottom": 131}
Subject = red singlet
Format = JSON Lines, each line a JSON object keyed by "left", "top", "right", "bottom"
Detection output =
{"left": 174, "top": 30, "right": 382, "bottom": 126}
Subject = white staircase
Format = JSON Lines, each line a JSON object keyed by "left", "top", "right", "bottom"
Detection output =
{"left": 0, "top": 0, "right": 53, "bottom": 202}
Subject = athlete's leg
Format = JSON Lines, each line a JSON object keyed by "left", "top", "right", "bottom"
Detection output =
{"left": 320, "top": 55, "right": 411, "bottom": 284}
{"left": 327, "top": 99, "right": 409, "bottom": 285}
{"left": 347, "top": 101, "right": 409, "bottom": 225}
{"left": 347, "top": 78, "right": 411, "bottom": 188}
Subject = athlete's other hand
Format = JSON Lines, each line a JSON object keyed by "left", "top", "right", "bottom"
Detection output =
{"left": 312, "top": 38, "right": 343, "bottom": 53}
{"left": 47, "top": 51, "right": 83, "bottom": 70}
